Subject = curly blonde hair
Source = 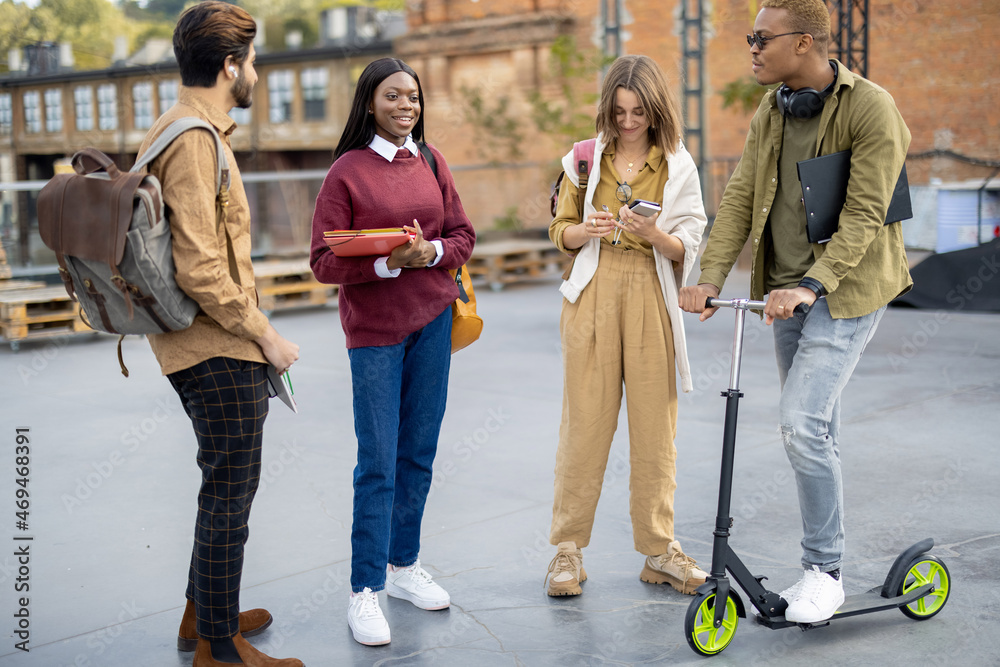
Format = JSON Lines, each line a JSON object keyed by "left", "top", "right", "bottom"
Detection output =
{"left": 761, "top": 0, "right": 831, "bottom": 51}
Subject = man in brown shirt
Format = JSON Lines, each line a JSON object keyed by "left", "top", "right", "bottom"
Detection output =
{"left": 136, "top": 3, "right": 301, "bottom": 665}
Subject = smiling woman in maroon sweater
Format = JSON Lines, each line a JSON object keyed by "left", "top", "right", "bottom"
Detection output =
{"left": 309, "top": 57, "right": 475, "bottom": 648}
{"left": 310, "top": 143, "right": 472, "bottom": 346}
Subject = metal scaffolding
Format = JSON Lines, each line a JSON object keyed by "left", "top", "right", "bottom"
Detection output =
{"left": 679, "top": 0, "right": 706, "bottom": 196}
{"left": 828, "top": 0, "right": 870, "bottom": 77}
{"left": 601, "top": 0, "right": 622, "bottom": 60}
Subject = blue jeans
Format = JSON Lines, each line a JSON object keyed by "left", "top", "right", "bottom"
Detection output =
{"left": 773, "top": 298, "right": 885, "bottom": 572}
{"left": 347, "top": 307, "right": 452, "bottom": 593}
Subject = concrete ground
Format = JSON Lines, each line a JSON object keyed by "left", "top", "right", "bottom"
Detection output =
{"left": 1, "top": 267, "right": 998, "bottom": 666}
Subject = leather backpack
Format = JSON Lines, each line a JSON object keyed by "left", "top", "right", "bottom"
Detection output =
{"left": 550, "top": 139, "right": 597, "bottom": 280}
{"left": 37, "top": 118, "right": 232, "bottom": 375}
{"left": 549, "top": 138, "right": 597, "bottom": 217}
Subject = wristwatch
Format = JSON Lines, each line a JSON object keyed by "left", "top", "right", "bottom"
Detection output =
{"left": 798, "top": 277, "right": 826, "bottom": 298}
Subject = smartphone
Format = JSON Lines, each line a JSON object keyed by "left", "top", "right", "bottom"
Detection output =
{"left": 629, "top": 199, "right": 662, "bottom": 217}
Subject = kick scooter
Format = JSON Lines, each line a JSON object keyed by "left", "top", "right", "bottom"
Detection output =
{"left": 684, "top": 297, "right": 950, "bottom": 657}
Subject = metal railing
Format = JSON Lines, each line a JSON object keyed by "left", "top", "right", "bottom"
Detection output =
{"left": 1, "top": 170, "right": 331, "bottom": 272}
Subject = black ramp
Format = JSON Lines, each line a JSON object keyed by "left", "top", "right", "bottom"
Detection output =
{"left": 892, "top": 238, "right": 1000, "bottom": 312}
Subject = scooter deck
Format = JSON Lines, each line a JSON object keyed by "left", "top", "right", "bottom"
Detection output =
{"left": 754, "top": 583, "right": 933, "bottom": 629}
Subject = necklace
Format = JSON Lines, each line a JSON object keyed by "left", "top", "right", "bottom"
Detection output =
{"left": 617, "top": 142, "right": 650, "bottom": 175}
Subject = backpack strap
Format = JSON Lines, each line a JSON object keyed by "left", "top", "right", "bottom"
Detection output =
{"left": 572, "top": 138, "right": 597, "bottom": 215}
{"left": 135, "top": 118, "right": 239, "bottom": 284}
{"left": 558, "top": 139, "right": 598, "bottom": 281}
{"left": 133, "top": 118, "right": 229, "bottom": 193}
{"left": 417, "top": 141, "right": 438, "bottom": 178}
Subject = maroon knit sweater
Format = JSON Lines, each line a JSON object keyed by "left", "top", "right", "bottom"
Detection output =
{"left": 310, "top": 144, "right": 476, "bottom": 348}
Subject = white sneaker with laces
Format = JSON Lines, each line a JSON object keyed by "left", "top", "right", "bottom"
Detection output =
{"left": 348, "top": 587, "right": 390, "bottom": 645}
{"left": 386, "top": 560, "right": 450, "bottom": 610}
{"left": 779, "top": 577, "right": 804, "bottom": 604}
{"left": 753, "top": 577, "right": 804, "bottom": 618}
{"left": 783, "top": 566, "right": 845, "bottom": 623}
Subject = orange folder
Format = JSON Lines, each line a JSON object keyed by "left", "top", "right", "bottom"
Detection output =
{"left": 322, "top": 228, "right": 414, "bottom": 257}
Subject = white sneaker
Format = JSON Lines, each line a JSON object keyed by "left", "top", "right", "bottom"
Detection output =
{"left": 753, "top": 577, "right": 803, "bottom": 618}
{"left": 386, "top": 560, "right": 450, "bottom": 610}
{"left": 348, "top": 588, "right": 390, "bottom": 645}
{"left": 784, "top": 566, "right": 845, "bottom": 623}
{"left": 778, "top": 576, "right": 805, "bottom": 606}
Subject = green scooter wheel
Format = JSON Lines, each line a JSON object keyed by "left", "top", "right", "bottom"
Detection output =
{"left": 685, "top": 590, "right": 740, "bottom": 656}
{"left": 899, "top": 555, "right": 950, "bottom": 620}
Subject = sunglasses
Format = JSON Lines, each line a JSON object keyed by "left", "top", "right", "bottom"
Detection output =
{"left": 746, "top": 31, "right": 807, "bottom": 50}
{"left": 610, "top": 182, "right": 632, "bottom": 245}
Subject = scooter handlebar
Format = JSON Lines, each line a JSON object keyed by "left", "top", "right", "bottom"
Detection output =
{"left": 705, "top": 297, "right": 810, "bottom": 315}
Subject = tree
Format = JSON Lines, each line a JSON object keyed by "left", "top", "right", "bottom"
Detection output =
{"left": 0, "top": 0, "right": 168, "bottom": 73}
{"left": 527, "top": 36, "right": 612, "bottom": 153}
{"left": 719, "top": 76, "right": 776, "bottom": 115}
{"left": 0, "top": 0, "right": 47, "bottom": 70}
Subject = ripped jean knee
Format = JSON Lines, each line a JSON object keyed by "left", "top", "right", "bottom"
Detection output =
{"left": 779, "top": 423, "right": 795, "bottom": 447}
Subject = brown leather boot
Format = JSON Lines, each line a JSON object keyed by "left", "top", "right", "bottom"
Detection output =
{"left": 178, "top": 600, "right": 273, "bottom": 651}
{"left": 192, "top": 633, "right": 303, "bottom": 667}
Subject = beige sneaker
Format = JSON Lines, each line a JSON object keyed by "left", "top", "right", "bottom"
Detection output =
{"left": 545, "top": 541, "right": 587, "bottom": 596}
{"left": 640, "top": 540, "right": 708, "bottom": 595}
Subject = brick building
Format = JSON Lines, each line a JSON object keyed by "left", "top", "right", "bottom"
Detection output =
{"left": 398, "top": 0, "right": 1000, "bottom": 230}
{"left": 2, "top": 1, "right": 997, "bottom": 269}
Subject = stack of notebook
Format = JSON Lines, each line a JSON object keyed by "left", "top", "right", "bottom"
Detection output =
{"left": 322, "top": 228, "right": 414, "bottom": 257}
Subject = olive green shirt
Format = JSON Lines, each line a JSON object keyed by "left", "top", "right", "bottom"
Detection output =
{"left": 699, "top": 60, "right": 913, "bottom": 318}
{"left": 766, "top": 113, "right": 821, "bottom": 291}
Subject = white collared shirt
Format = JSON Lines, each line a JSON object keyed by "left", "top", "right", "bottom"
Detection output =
{"left": 367, "top": 134, "right": 444, "bottom": 278}
{"left": 369, "top": 133, "right": 419, "bottom": 162}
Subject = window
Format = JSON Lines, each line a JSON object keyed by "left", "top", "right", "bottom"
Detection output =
{"left": 158, "top": 79, "right": 178, "bottom": 115}
{"left": 97, "top": 84, "right": 117, "bottom": 131}
{"left": 0, "top": 94, "right": 11, "bottom": 135}
{"left": 301, "top": 67, "right": 328, "bottom": 121}
{"left": 23, "top": 92, "right": 41, "bottom": 134}
{"left": 74, "top": 86, "right": 94, "bottom": 131}
{"left": 268, "top": 69, "right": 294, "bottom": 123}
{"left": 229, "top": 106, "right": 251, "bottom": 126}
{"left": 133, "top": 82, "right": 153, "bottom": 130}
{"left": 44, "top": 89, "right": 63, "bottom": 133}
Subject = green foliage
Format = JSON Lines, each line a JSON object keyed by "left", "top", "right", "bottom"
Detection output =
{"left": 134, "top": 22, "right": 176, "bottom": 47}
{"left": 527, "top": 36, "right": 612, "bottom": 150}
{"left": 0, "top": 0, "right": 399, "bottom": 75}
{"left": 458, "top": 37, "right": 610, "bottom": 169}
{"left": 1, "top": 0, "right": 171, "bottom": 72}
{"left": 284, "top": 16, "right": 318, "bottom": 49}
{"left": 0, "top": 2, "right": 38, "bottom": 68}
{"left": 122, "top": 0, "right": 189, "bottom": 21}
{"left": 719, "top": 76, "right": 777, "bottom": 115}
{"left": 492, "top": 206, "right": 522, "bottom": 231}
{"left": 458, "top": 84, "right": 524, "bottom": 165}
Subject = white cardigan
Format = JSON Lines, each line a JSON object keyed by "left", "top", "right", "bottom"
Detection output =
{"left": 559, "top": 134, "right": 708, "bottom": 393}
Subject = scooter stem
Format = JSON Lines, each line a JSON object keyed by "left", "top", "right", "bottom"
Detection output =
{"left": 707, "top": 296, "right": 768, "bottom": 389}
{"left": 705, "top": 298, "right": 766, "bottom": 579}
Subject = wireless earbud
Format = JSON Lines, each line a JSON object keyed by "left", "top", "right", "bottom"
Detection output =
{"left": 229, "top": 66, "right": 238, "bottom": 77}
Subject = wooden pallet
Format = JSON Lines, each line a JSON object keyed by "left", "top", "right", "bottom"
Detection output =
{"left": 0, "top": 286, "right": 94, "bottom": 351}
{"left": 468, "top": 239, "right": 571, "bottom": 291}
{"left": 253, "top": 258, "right": 337, "bottom": 313}
{"left": 0, "top": 279, "right": 47, "bottom": 293}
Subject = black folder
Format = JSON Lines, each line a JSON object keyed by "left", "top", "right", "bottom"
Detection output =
{"left": 797, "top": 150, "right": 912, "bottom": 244}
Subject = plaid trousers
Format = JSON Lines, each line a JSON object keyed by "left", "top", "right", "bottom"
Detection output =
{"left": 168, "top": 357, "right": 269, "bottom": 640}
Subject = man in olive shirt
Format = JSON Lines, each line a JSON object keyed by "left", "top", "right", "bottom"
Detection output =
{"left": 136, "top": 3, "right": 301, "bottom": 665}
{"left": 679, "top": 0, "right": 911, "bottom": 624}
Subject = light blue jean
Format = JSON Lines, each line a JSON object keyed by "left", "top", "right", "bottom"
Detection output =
{"left": 346, "top": 307, "right": 451, "bottom": 593}
{"left": 772, "top": 297, "right": 885, "bottom": 572}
